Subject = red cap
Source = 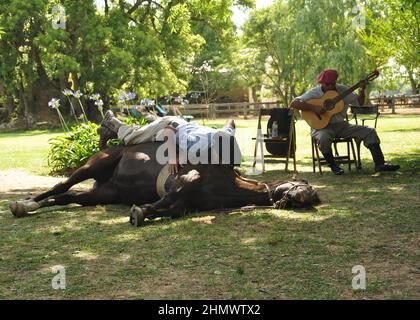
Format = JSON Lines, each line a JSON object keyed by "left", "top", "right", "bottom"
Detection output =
{"left": 317, "top": 69, "right": 338, "bottom": 84}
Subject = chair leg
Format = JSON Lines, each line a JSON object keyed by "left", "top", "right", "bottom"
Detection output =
{"left": 285, "top": 137, "right": 293, "bottom": 172}
{"left": 260, "top": 139, "right": 265, "bottom": 172}
{"left": 253, "top": 136, "right": 265, "bottom": 173}
{"left": 311, "top": 138, "right": 316, "bottom": 173}
{"left": 252, "top": 134, "right": 259, "bottom": 168}
{"left": 347, "top": 141, "right": 351, "bottom": 171}
{"left": 356, "top": 140, "right": 362, "bottom": 169}
{"left": 350, "top": 140, "right": 358, "bottom": 171}
{"left": 334, "top": 142, "right": 339, "bottom": 157}
{"left": 293, "top": 129, "right": 297, "bottom": 172}
{"left": 313, "top": 140, "right": 323, "bottom": 175}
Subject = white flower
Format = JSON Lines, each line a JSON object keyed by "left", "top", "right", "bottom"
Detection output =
{"left": 48, "top": 98, "right": 60, "bottom": 109}
{"left": 62, "top": 89, "right": 73, "bottom": 96}
{"left": 95, "top": 99, "right": 104, "bottom": 108}
{"left": 73, "top": 90, "right": 83, "bottom": 98}
{"left": 118, "top": 92, "right": 126, "bottom": 101}
{"left": 126, "top": 92, "right": 136, "bottom": 100}
{"left": 141, "top": 98, "right": 154, "bottom": 106}
{"left": 90, "top": 93, "right": 100, "bottom": 101}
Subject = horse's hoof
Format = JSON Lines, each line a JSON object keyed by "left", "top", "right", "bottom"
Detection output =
{"left": 9, "top": 201, "right": 28, "bottom": 218}
{"left": 130, "top": 205, "right": 145, "bottom": 227}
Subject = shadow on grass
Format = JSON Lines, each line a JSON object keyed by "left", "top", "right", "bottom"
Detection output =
{"left": 387, "top": 149, "right": 420, "bottom": 174}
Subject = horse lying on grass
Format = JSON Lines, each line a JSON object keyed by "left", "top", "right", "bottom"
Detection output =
{"left": 9, "top": 142, "right": 320, "bottom": 226}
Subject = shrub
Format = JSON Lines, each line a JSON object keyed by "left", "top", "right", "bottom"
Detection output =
{"left": 47, "top": 112, "right": 150, "bottom": 176}
{"left": 48, "top": 121, "right": 102, "bottom": 176}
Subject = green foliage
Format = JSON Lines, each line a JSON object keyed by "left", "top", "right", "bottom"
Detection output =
{"left": 240, "top": 0, "right": 374, "bottom": 105}
{"left": 359, "top": 0, "right": 419, "bottom": 93}
{"left": 47, "top": 112, "right": 148, "bottom": 175}
{"left": 47, "top": 121, "right": 102, "bottom": 175}
{"left": 0, "top": 0, "right": 246, "bottom": 122}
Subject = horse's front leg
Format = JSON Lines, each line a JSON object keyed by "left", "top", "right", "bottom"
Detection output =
{"left": 130, "top": 195, "right": 188, "bottom": 227}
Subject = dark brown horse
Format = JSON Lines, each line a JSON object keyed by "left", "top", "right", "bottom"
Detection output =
{"left": 9, "top": 142, "right": 320, "bottom": 226}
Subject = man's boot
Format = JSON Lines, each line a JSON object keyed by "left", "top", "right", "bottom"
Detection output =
{"left": 97, "top": 110, "right": 123, "bottom": 150}
{"left": 101, "top": 110, "right": 123, "bottom": 132}
{"left": 97, "top": 126, "right": 117, "bottom": 150}
{"left": 368, "top": 143, "right": 400, "bottom": 172}
{"left": 322, "top": 151, "right": 344, "bottom": 175}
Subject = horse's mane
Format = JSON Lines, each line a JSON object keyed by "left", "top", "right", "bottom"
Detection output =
{"left": 233, "top": 168, "right": 301, "bottom": 190}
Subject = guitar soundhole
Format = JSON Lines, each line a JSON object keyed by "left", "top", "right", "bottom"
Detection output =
{"left": 324, "top": 99, "right": 335, "bottom": 110}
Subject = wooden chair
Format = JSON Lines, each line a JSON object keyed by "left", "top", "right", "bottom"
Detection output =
{"left": 311, "top": 111, "right": 363, "bottom": 174}
{"left": 311, "top": 136, "right": 358, "bottom": 174}
{"left": 252, "top": 107, "right": 296, "bottom": 173}
{"left": 351, "top": 105, "right": 380, "bottom": 127}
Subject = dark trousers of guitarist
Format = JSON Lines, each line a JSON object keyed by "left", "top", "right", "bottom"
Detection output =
{"left": 291, "top": 69, "right": 399, "bottom": 175}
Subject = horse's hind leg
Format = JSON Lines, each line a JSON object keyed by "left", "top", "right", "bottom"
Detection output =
{"left": 42, "top": 184, "right": 120, "bottom": 207}
{"left": 33, "top": 147, "right": 123, "bottom": 202}
{"left": 12, "top": 185, "right": 120, "bottom": 217}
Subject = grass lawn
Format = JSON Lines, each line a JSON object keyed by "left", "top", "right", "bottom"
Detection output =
{"left": 0, "top": 114, "right": 419, "bottom": 299}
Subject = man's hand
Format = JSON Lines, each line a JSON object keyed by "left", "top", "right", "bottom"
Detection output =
{"left": 168, "top": 163, "right": 180, "bottom": 175}
{"left": 313, "top": 104, "right": 327, "bottom": 115}
{"left": 359, "top": 79, "right": 367, "bottom": 90}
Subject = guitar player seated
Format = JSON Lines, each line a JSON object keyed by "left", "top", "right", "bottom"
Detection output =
{"left": 291, "top": 69, "right": 399, "bottom": 175}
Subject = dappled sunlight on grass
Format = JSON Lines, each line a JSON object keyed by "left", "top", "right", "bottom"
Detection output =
{"left": 191, "top": 215, "right": 216, "bottom": 225}
{"left": 108, "top": 230, "right": 145, "bottom": 243}
{"left": 270, "top": 210, "right": 333, "bottom": 222}
{"left": 241, "top": 237, "right": 257, "bottom": 245}
{"left": 98, "top": 216, "right": 129, "bottom": 226}
{"left": 72, "top": 250, "right": 99, "bottom": 261}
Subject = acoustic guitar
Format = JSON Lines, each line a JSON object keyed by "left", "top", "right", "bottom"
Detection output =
{"left": 301, "top": 70, "right": 379, "bottom": 129}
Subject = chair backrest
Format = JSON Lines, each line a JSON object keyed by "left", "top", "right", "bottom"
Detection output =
{"left": 350, "top": 105, "right": 380, "bottom": 128}
{"left": 351, "top": 105, "right": 379, "bottom": 115}
{"left": 267, "top": 108, "right": 294, "bottom": 136}
{"left": 257, "top": 107, "right": 295, "bottom": 156}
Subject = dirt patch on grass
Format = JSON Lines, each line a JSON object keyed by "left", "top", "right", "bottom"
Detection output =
{"left": 0, "top": 169, "right": 92, "bottom": 200}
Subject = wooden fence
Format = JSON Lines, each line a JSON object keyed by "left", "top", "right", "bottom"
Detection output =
{"left": 118, "top": 94, "right": 419, "bottom": 120}
{"left": 162, "top": 101, "right": 281, "bottom": 119}
{"left": 367, "top": 94, "right": 420, "bottom": 113}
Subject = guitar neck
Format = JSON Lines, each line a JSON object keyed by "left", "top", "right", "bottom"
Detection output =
{"left": 332, "top": 82, "right": 361, "bottom": 104}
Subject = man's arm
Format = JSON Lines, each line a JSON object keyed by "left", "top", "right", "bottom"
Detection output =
{"left": 357, "top": 80, "right": 367, "bottom": 106}
{"left": 290, "top": 99, "right": 326, "bottom": 114}
{"left": 162, "top": 127, "right": 180, "bottom": 174}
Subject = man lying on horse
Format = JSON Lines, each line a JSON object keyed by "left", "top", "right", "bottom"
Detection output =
{"left": 98, "top": 110, "right": 241, "bottom": 173}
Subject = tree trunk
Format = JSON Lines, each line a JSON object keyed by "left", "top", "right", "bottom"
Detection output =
{"left": 22, "top": 45, "right": 61, "bottom": 126}
{"left": 0, "top": 85, "right": 16, "bottom": 121}
{"left": 407, "top": 70, "right": 418, "bottom": 94}
{"left": 104, "top": 0, "right": 109, "bottom": 14}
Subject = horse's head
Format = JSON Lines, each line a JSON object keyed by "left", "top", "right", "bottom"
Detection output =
{"left": 272, "top": 179, "right": 320, "bottom": 209}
